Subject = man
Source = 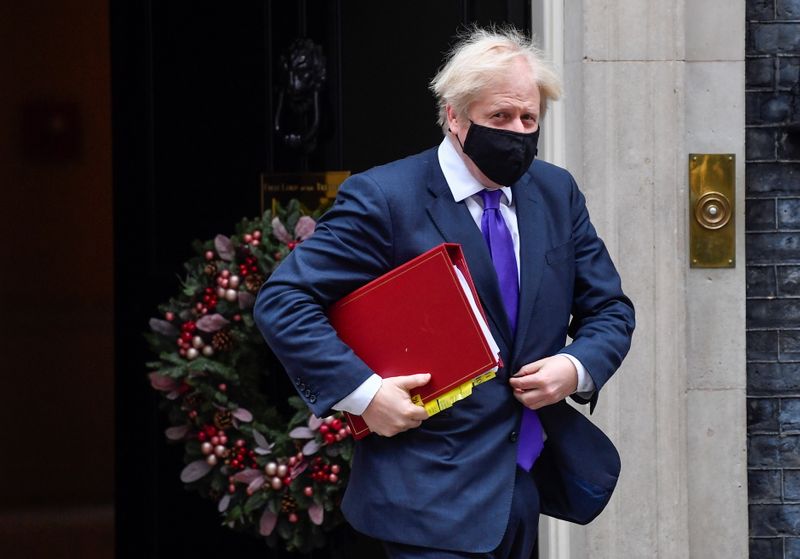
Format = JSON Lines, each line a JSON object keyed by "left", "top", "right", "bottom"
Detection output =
{"left": 255, "top": 26, "right": 635, "bottom": 559}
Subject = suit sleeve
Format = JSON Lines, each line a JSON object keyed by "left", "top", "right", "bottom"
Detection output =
{"left": 253, "top": 173, "right": 393, "bottom": 417}
{"left": 559, "top": 177, "right": 635, "bottom": 410}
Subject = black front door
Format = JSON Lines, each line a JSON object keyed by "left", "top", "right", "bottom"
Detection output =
{"left": 111, "top": 2, "right": 531, "bottom": 558}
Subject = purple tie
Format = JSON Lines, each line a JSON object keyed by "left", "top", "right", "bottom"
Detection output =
{"left": 479, "top": 189, "right": 543, "bottom": 471}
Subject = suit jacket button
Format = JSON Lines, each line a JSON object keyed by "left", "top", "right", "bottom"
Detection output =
{"left": 509, "top": 431, "right": 518, "bottom": 443}
{"left": 304, "top": 388, "right": 312, "bottom": 397}
{"left": 308, "top": 395, "right": 317, "bottom": 403}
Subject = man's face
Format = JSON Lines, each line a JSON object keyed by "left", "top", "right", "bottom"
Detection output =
{"left": 447, "top": 57, "right": 541, "bottom": 188}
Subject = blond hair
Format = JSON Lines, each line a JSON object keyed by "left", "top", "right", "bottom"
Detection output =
{"left": 430, "top": 26, "right": 562, "bottom": 133}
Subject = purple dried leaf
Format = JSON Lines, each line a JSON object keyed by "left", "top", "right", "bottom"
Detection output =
{"left": 247, "top": 476, "right": 265, "bottom": 494}
{"left": 254, "top": 447, "right": 272, "bottom": 456}
{"left": 180, "top": 459, "right": 212, "bottom": 483}
{"left": 164, "top": 425, "right": 191, "bottom": 440}
{"left": 218, "top": 494, "right": 231, "bottom": 513}
{"left": 288, "top": 426, "right": 315, "bottom": 439}
{"left": 231, "top": 468, "right": 263, "bottom": 483}
{"left": 290, "top": 461, "right": 308, "bottom": 480}
{"left": 294, "top": 216, "right": 316, "bottom": 241}
{"left": 308, "top": 502, "right": 324, "bottom": 526}
{"left": 252, "top": 430, "right": 271, "bottom": 449}
{"left": 195, "top": 314, "right": 230, "bottom": 333}
{"left": 148, "top": 373, "right": 178, "bottom": 392}
{"left": 302, "top": 439, "right": 321, "bottom": 456}
{"left": 232, "top": 408, "right": 253, "bottom": 422}
{"left": 259, "top": 509, "right": 278, "bottom": 536}
{"left": 308, "top": 415, "right": 324, "bottom": 431}
{"left": 149, "top": 318, "right": 178, "bottom": 337}
{"left": 271, "top": 217, "right": 292, "bottom": 244}
{"left": 166, "top": 390, "right": 181, "bottom": 401}
{"left": 214, "top": 235, "right": 235, "bottom": 261}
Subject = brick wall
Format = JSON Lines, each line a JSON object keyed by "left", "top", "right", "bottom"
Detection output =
{"left": 747, "top": 1, "right": 800, "bottom": 557}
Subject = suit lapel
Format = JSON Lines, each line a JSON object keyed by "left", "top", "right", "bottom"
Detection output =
{"left": 512, "top": 172, "right": 547, "bottom": 357}
{"left": 424, "top": 162, "right": 514, "bottom": 347}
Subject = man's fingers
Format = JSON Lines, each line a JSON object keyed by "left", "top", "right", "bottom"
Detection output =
{"left": 513, "top": 358, "right": 546, "bottom": 378}
{"left": 407, "top": 402, "right": 430, "bottom": 421}
{"left": 509, "top": 373, "right": 544, "bottom": 391}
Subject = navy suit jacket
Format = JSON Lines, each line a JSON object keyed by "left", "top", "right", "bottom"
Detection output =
{"left": 254, "top": 147, "right": 635, "bottom": 553}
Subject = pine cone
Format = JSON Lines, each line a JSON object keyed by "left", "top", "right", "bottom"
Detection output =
{"left": 214, "top": 410, "right": 233, "bottom": 430}
{"left": 281, "top": 495, "right": 297, "bottom": 513}
{"left": 204, "top": 263, "right": 217, "bottom": 276}
{"left": 245, "top": 273, "right": 265, "bottom": 293}
{"left": 212, "top": 330, "right": 234, "bottom": 352}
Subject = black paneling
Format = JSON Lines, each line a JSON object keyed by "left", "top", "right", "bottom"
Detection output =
{"left": 340, "top": 0, "right": 461, "bottom": 172}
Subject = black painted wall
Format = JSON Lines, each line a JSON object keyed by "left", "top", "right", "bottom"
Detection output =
{"left": 111, "top": 2, "right": 530, "bottom": 558}
{"left": 746, "top": 1, "right": 800, "bottom": 557}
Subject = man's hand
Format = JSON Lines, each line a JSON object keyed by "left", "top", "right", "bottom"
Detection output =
{"left": 361, "top": 373, "right": 431, "bottom": 437}
{"left": 508, "top": 355, "right": 578, "bottom": 410}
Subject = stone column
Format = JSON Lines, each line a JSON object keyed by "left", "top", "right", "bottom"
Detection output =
{"left": 556, "top": 1, "right": 749, "bottom": 557}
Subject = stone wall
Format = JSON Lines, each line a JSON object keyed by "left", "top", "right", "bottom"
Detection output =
{"left": 746, "top": 1, "right": 800, "bottom": 557}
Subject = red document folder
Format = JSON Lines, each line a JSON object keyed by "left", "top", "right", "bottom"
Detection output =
{"left": 327, "top": 243, "right": 500, "bottom": 439}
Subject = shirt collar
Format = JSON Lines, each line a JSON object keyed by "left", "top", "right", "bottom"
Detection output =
{"left": 437, "top": 136, "right": 513, "bottom": 205}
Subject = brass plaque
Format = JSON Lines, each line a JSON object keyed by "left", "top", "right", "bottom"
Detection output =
{"left": 688, "top": 154, "right": 735, "bottom": 268}
{"left": 260, "top": 171, "right": 350, "bottom": 215}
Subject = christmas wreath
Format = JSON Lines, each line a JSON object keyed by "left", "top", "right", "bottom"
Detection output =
{"left": 145, "top": 200, "right": 354, "bottom": 553}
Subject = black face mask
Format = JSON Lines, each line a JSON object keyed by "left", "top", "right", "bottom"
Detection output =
{"left": 455, "top": 121, "right": 539, "bottom": 186}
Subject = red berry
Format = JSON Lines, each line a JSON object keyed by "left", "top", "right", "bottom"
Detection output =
{"left": 197, "top": 432, "right": 207, "bottom": 442}
{"left": 319, "top": 425, "right": 329, "bottom": 434}
{"left": 287, "top": 241, "right": 297, "bottom": 250}
{"left": 288, "top": 513, "right": 299, "bottom": 523}
{"left": 324, "top": 433, "right": 335, "bottom": 444}
{"left": 328, "top": 473, "right": 338, "bottom": 484}
{"left": 331, "top": 464, "right": 341, "bottom": 474}
{"left": 304, "top": 486, "right": 313, "bottom": 497}
{"left": 283, "top": 477, "right": 292, "bottom": 486}
{"left": 331, "top": 419, "right": 342, "bottom": 430}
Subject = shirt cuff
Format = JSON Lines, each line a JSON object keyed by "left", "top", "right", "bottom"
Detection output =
{"left": 332, "top": 374, "right": 382, "bottom": 415}
{"left": 559, "top": 353, "right": 595, "bottom": 399}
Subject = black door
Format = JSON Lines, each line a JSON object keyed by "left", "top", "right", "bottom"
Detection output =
{"left": 112, "top": 2, "right": 530, "bottom": 558}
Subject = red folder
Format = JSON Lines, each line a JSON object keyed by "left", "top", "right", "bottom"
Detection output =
{"left": 327, "top": 243, "right": 500, "bottom": 439}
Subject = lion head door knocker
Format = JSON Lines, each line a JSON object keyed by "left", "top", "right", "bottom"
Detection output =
{"left": 274, "top": 38, "right": 326, "bottom": 153}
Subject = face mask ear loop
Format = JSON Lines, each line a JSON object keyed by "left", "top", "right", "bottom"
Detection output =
{"left": 448, "top": 127, "right": 467, "bottom": 151}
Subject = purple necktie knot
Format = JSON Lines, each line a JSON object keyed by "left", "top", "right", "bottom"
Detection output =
{"left": 480, "top": 188, "right": 504, "bottom": 211}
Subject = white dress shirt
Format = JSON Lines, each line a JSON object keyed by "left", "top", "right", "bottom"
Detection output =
{"left": 333, "top": 138, "right": 594, "bottom": 415}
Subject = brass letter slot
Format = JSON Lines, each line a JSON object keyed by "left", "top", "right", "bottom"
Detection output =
{"left": 688, "top": 154, "right": 735, "bottom": 268}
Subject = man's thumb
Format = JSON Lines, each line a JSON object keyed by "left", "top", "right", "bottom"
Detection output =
{"left": 395, "top": 373, "right": 431, "bottom": 390}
